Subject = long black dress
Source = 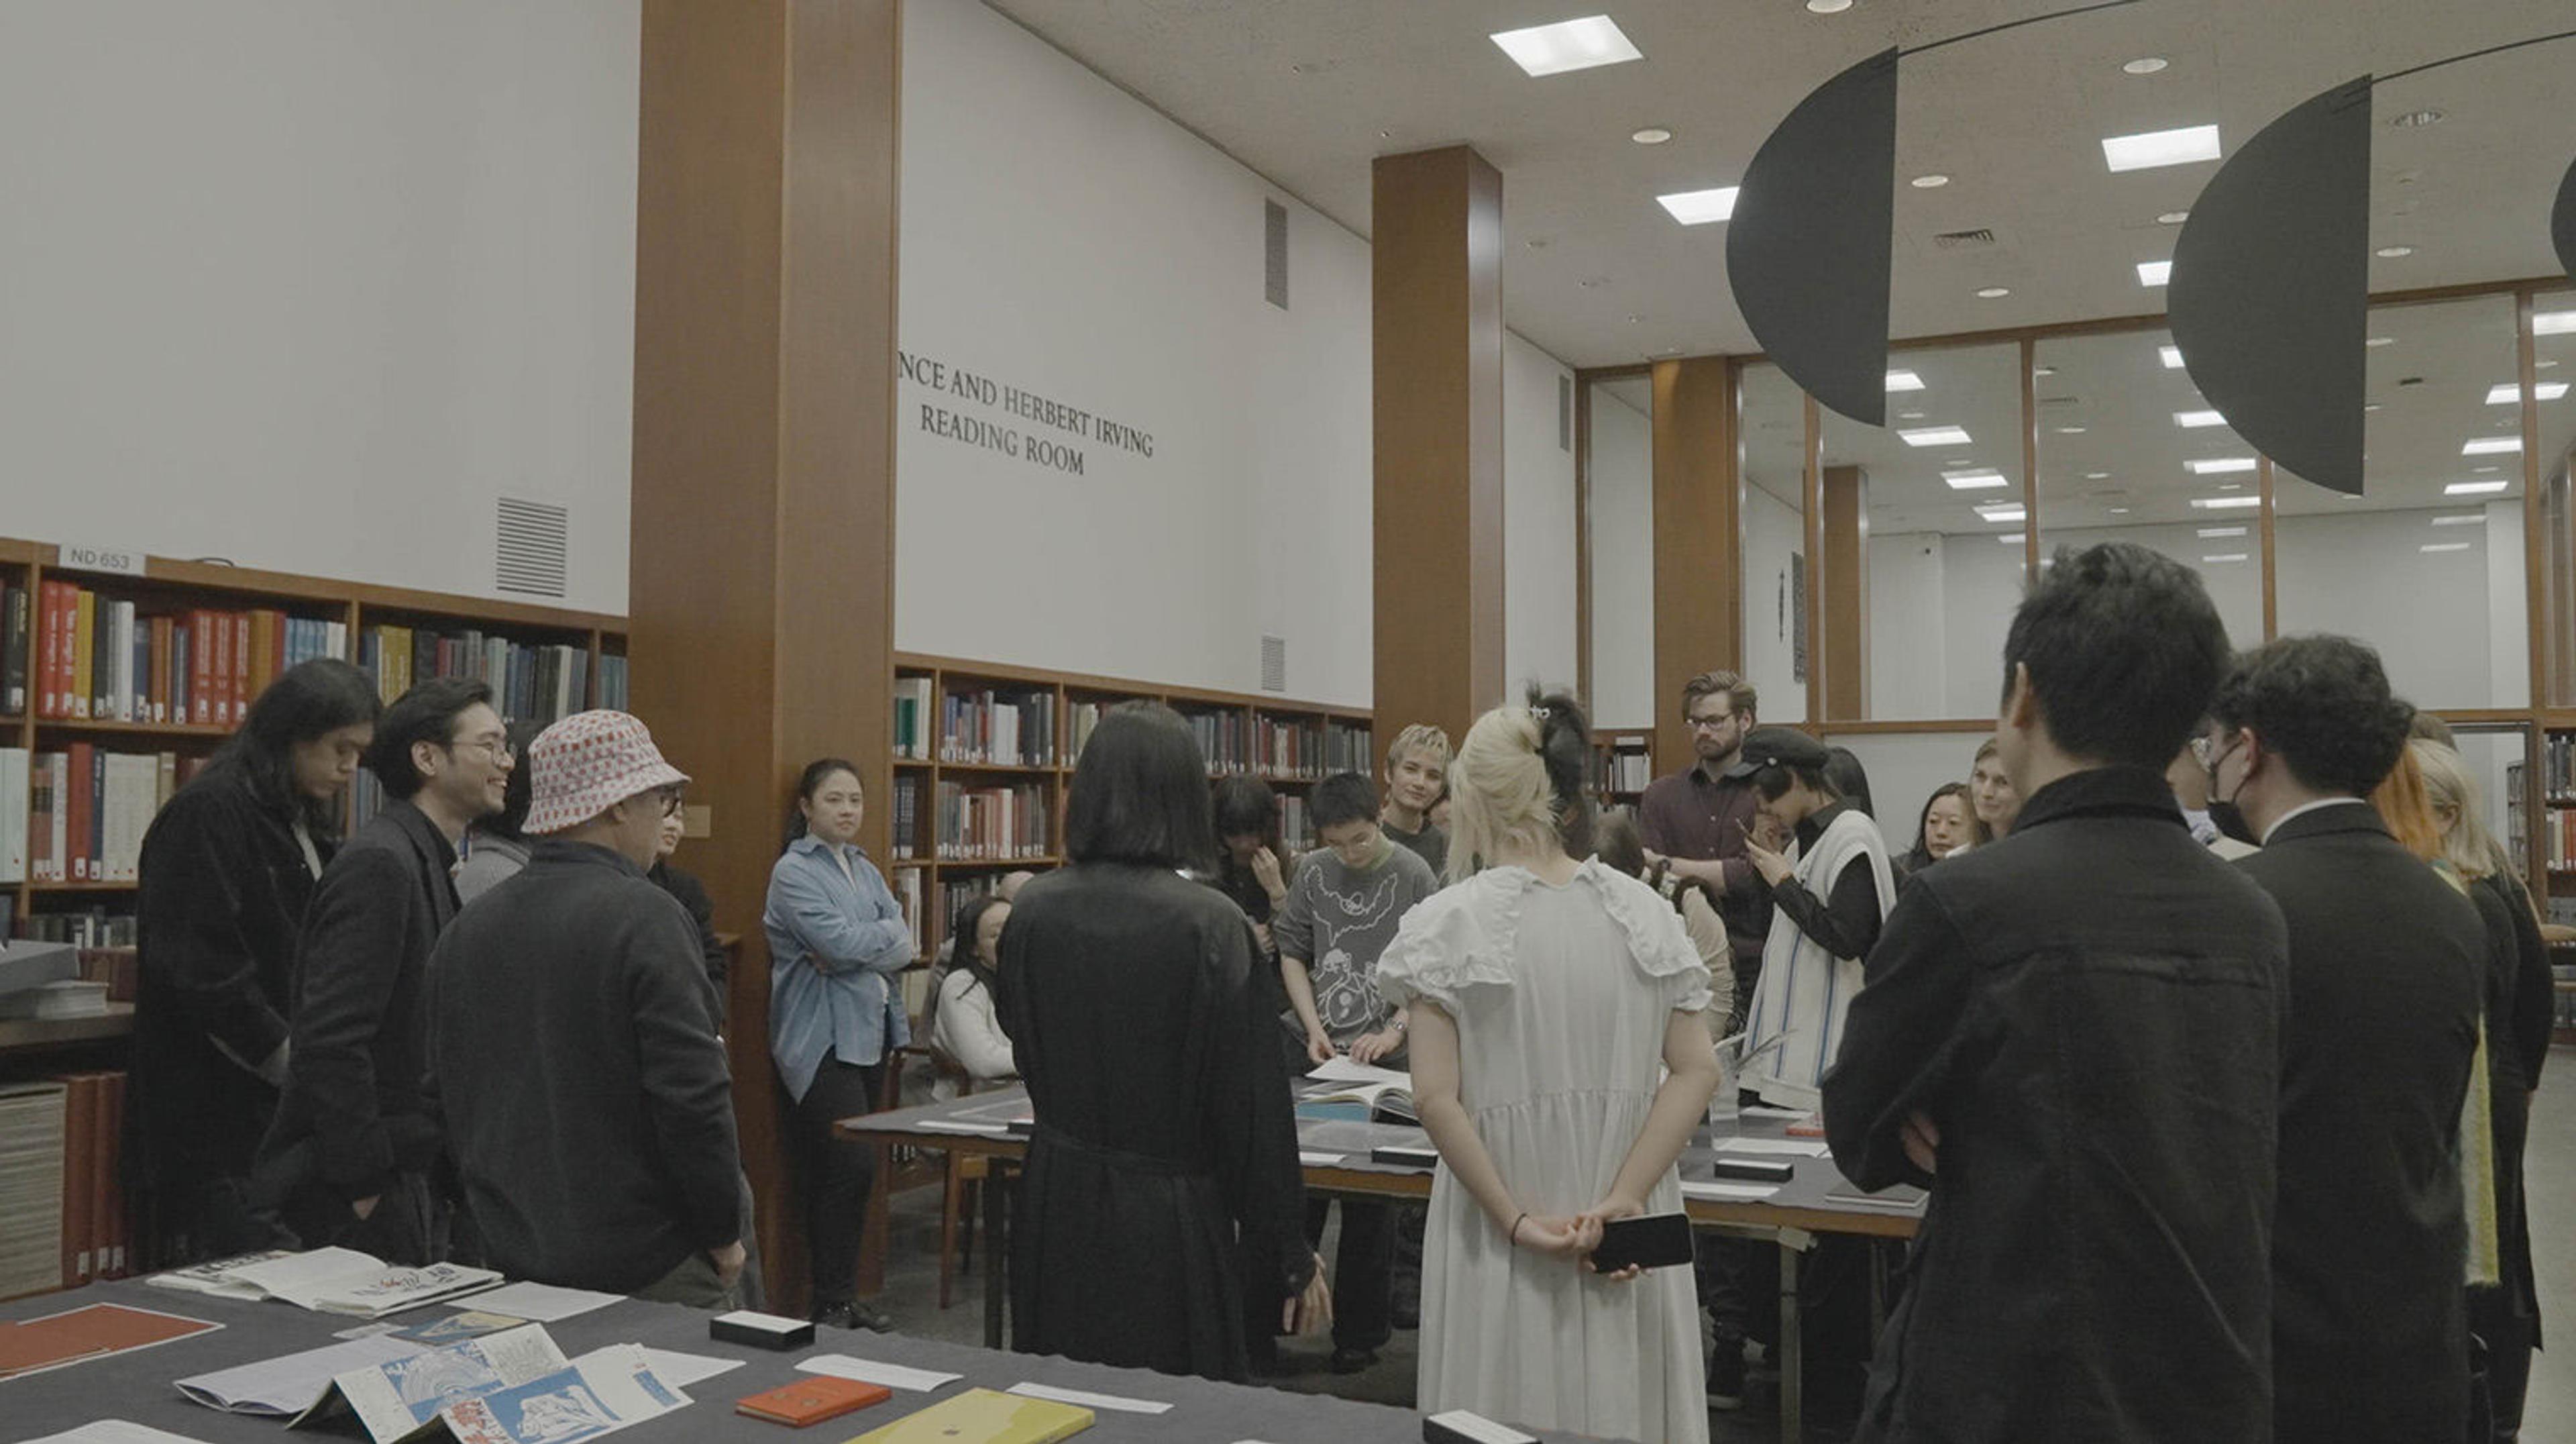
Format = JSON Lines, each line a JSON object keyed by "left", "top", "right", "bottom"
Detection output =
{"left": 2469, "top": 870, "right": 2552, "bottom": 1437}
{"left": 996, "top": 862, "right": 1309, "bottom": 1382}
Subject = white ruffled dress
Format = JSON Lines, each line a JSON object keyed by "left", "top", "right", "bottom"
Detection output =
{"left": 1375, "top": 861, "right": 1714, "bottom": 1444}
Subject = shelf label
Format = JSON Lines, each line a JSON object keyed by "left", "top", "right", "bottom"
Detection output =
{"left": 56, "top": 540, "right": 147, "bottom": 577}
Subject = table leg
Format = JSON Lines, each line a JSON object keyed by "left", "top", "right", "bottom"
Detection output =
{"left": 1780, "top": 1237, "right": 1803, "bottom": 1444}
{"left": 981, "top": 1158, "right": 1009, "bottom": 1350}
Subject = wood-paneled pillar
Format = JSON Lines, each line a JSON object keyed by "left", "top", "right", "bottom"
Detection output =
{"left": 1373, "top": 146, "right": 1505, "bottom": 750}
{"left": 631, "top": 0, "right": 901, "bottom": 1312}
{"left": 1821, "top": 464, "right": 1869, "bottom": 720}
{"left": 1651, "top": 358, "right": 1741, "bottom": 770}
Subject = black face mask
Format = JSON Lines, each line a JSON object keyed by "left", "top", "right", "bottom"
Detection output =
{"left": 2205, "top": 738, "right": 2257, "bottom": 845}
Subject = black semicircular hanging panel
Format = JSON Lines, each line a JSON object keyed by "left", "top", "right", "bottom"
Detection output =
{"left": 2168, "top": 76, "right": 2375, "bottom": 496}
{"left": 2554, "top": 152, "right": 2576, "bottom": 282}
{"left": 1726, "top": 47, "right": 1898, "bottom": 428}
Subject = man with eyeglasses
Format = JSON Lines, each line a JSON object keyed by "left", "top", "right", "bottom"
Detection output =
{"left": 427, "top": 711, "right": 749, "bottom": 1308}
{"left": 259, "top": 677, "right": 512, "bottom": 1261}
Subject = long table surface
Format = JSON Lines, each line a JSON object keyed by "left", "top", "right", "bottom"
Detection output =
{"left": 0, "top": 1278, "right": 1595, "bottom": 1443}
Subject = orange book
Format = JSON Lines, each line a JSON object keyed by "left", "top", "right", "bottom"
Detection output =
{"left": 56, "top": 1073, "right": 95, "bottom": 1287}
{"left": 71, "top": 588, "right": 94, "bottom": 720}
{"left": 230, "top": 612, "right": 252, "bottom": 725}
{"left": 149, "top": 615, "right": 174, "bottom": 723}
{"left": 735, "top": 1376, "right": 892, "bottom": 1427}
{"left": 95, "top": 1072, "right": 123, "bottom": 1278}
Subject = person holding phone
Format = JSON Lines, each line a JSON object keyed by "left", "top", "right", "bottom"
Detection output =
{"left": 1377, "top": 690, "right": 1721, "bottom": 1443}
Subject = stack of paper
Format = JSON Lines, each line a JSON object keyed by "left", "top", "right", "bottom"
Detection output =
{"left": 149, "top": 1247, "right": 500, "bottom": 1318}
{"left": 0, "top": 1082, "right": 66, "bottom": 1298}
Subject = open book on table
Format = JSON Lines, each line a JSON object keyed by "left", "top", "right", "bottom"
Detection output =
{"left": 283, "top": 1324, "right": 688, "bottom": 1444}
{"left": 148, "top": 1247, "right": 500, "bottom": 1317}
{"left": 1301, "top": 1057, "right": 1417, "bottom": 1124}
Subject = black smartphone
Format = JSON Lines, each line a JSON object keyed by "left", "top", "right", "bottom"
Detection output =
{"left": 1589, "top": 1211, "right": 1694, "bottom": 1272}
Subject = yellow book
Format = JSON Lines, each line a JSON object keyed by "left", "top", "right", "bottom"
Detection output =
{"left": 841, "top": 1388, "right": 1093, "bottom": 1444}
{"left": 72, "top": 588, "right": 95, "bottom": 720}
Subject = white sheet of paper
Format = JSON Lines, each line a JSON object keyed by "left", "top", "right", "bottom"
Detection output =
{"left": 174, "top": 1333, "right": 426, "bottom": 1416}
{"left": 797, "top": 1353, "right": 963, "bottom": 1393}
{"left": 630, "top": 1348, "right": 745, "bottom": 1390}
{"left": 460, "top": 1282, "right": 625, "bottom": 1323}
{"left": 1682, "top": 1180, "right": 1781, "bottom": 1201}
{"left": 1304, "top": 1057, "right": 1408, "bottom": 1088}
{"left": 1712, "top": 1137, "right": 1830, "bottom": 1157}
{"left": 1297, "top": 1151, "right": 1346, "bottom": 1166}
{"left": 1008, "top": 1381, "right": 1174, "bottom": 1415}
{"left": 1739, "top": 1104, "right": 1807, "bottom": 1120}
{"left": 915, "top": 1120, "right": 1010, "bottom": 1135}
{"left": 24, "top": 1425, "right": 216, "bottom": 1444}
{"left": 221, "top": 1247, "right": 386, "bottom": 1301}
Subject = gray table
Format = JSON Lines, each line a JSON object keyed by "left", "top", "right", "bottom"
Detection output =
{"left": 0, "top": 1278, "right": 1559, "bottom": 1443}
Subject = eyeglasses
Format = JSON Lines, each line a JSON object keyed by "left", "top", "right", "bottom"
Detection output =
{"left": 658, "top": 789, "right": 688, "bottom": 819}
{"left": 2190, "top": 733, "right": 2242, "bottom": 771}
{"left": 1687, "top": 715, "right": 1737, "bottom": 733}
{"left": 453, "top": 736, "right": 515, "bottom": 764}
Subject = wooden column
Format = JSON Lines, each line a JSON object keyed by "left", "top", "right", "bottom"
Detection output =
{"left": 631, "top": 0, "right": 901, "bottom": 1312}
{"left": 1821, "top": 464, "right": 1870, "bottom": 720}
{"left": 1650, "top": 357, "right": 1741, "bottom": 770}
{"left": 1372, "top": 146, "right": 1505, "bottom": 747}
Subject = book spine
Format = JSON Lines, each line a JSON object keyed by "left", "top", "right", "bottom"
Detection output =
{"left": 0, "top": 747, "right": 26, "bottom": 884}
{"left": 116, "top": 600, "right": 138, "bottom": 722}
{"left": 92, "top": 1071, "right": 119, "bottom": 1276}
{"left": 231, "top": 613, "right": 251, "bottom": 726}
{"left": 58, "top": 1072, "right": 95, "bottom": 1287}
{"left": 72, "top": 586, "right": 95, "bottom": 720}
{"left": 1, "top": 582, "right": 26, "bottom": 715}
{"left": 88, "top": 744, "right": 106, "bottom": 882}
{"left": 150, "top": 615, "right": 173, "bottom": 723}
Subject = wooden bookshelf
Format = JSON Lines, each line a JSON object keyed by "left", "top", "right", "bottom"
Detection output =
{"left": 0, "top": 535, "right": 627, "bottom": 938}
{"left": 888, "top": 651, "right": 1373, "bottom": 968}
{"left": 1593, "top": 728, "right": 1656, "bottom": 803}
{"left": 0, "top": 1002, "right": 134, "bottom": 1054}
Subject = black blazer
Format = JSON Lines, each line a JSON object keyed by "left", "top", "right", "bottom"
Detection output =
{"left": 259, "top": 800, "right": 462, "bottom": 1202}
{"left": 2237, "top": 801, "right": 2483, "bottom": 1444}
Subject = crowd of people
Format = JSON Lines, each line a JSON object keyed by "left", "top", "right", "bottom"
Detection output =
{"left": 115, "top": 537, "right": 2553, "bottom": 1444}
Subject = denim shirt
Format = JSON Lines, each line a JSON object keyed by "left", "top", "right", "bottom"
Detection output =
{"left": 764, "top": 835, "right": 915, "bottom": 1102}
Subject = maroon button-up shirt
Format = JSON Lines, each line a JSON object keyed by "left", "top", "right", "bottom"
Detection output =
{"left": 1637, "top": 763, "right": 1768, "bottom": 968}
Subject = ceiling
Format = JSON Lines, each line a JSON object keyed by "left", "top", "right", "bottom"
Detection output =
{"left": 984, "top": 0, "right": 2576, "bottom": 368}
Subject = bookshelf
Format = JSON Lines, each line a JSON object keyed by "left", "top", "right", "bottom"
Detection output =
{"left": 1593, "top": 729, "right": 1656, "bottom": 803}
{"left": 0, "top": 535, "right": 626, "bottom": 947}
{"left": 888, "top": 652, "right": 1373, "bottom": 972}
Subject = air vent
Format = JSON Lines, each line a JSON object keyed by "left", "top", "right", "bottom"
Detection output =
{"left": 1264, "top": 199, "right": 1289, "bottom": 309}
{"left": 2037, "top": 394, "right": 2081, "bottom": 407}
{"left": 1933, "top": 227, "right": 1997, "bottom": 249}
{"left": 1260, "top": 635, "right": 1287, "bottom": 692}
{"left": 1558, "top": 375, "right": 1573, "bottom": 452}
{"left": 495, "top": 498, "right": 568, "bottom": 598}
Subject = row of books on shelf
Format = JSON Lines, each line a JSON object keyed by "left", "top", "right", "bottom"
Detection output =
{"left": 1251, "top": 717, "right": 1371, "bottom": 780}
{"left": 890, "top": 678, "right": 1062, "bottom": 768}
{"left": 1595, "top": 741, "right": 1654, "bottom": 794}
{"left": 1, "top": 746, "right": 207, "bottom": 884}
{"left": 0, "top": 1072, "right": 130, "bottom": 1298}
{"left": 357, "top": 626, "right": 594, "bottom": 723}
{"left": 12, "top": 910, "right": 138, "bottom": 949}
{"left": 932, "top": 780, "right": 1051, "bottom": 860}
{"left": 18, "top": 581, "right": 347, "bottom": 726}
{"left": 1280, "top": 794, "right": 1314, "bottom": 854}
{"left": 2532, "top": 808, "right": 2576, "bottom": 871}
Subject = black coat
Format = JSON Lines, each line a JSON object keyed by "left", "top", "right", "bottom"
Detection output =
{"left": 258, "top": 800, "right": 461, "bottom": 1209}
{"left": 2471, "top": 870, "right": 2549, "bottom": 1334}
{"left": 996, "top": 862, "right": 1309, "bottom": 1383}
{"left": 1823, "top": 767, "right": 2290, "bottom": 1443}
{"left": 128, "top": 768, "right": 329, "bottom": 1210}
{"left": 2237, "top": 803, "right": 2483, "bottom": 1444}
{"left": 649, "top": 859, "right": 729, "bottom": 1030}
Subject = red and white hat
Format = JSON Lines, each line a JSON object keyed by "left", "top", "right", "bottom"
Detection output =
{"left": 524, "top": 711, "right": 692, "bottom": 835}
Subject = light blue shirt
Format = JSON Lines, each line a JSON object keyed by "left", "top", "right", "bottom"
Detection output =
{"left": 765, "top": 835, "right": 915, "bottom": 1102}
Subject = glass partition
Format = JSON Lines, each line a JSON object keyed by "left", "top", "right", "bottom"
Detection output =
{"left": 1585, "top": 376, "right": 1656, "bottom": 729}
{"left": 1739, "top": 362, "right": 1807, "bottom": 724}
{"left": 2537, "top": 288, "right": 2576, "bottom": 709}
{"left": 2275, "top": 294, "right": 2529, "bottom": 711}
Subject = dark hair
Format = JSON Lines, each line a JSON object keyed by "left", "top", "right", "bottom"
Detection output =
{"left": 2208, "top": 635, "right": 2414, "bottom": 796}
{"left": 1064, "top": 703, "right": 1216, "bottom": 870}
{"left": 1823, "top": 746, "right": 1874, "bottom": 818}
{"left": 209, "top": 657, "right": 382, "bottom": 839}
{"left": 1903, "top": 782, "right": 1976, "bottom": 872}
{"left": 951, "top": 894, "right": 1008, "bottom": 988}
{"left": 364, "top": 677, "right": 495, "bottom": 800}
{"left": 1527, "top": 686, "right": 1596, "bottom": 860}
{"left": 1750, "top": 760, "right": 1837, "bottom": 805}
{"left": 1212, "top": 774, "right": 1283, "bottom": 854}
{"left": 782, "top": 757, "right": 863, "bottom": 854}
{"left": 1681, "top": 670, "right": 1756, "bottom": 722}
{"left": 1593, "top": 805, "right": 1647, "bottom": 878}
{"left": 2000, "top": 542, "right": 2233, "bottom": 772}
{"left": 1310, "top": 772, "right": 1379, "bottom": 832}
{"left": 472, "top": 720, "right": 548, "bottom": 843}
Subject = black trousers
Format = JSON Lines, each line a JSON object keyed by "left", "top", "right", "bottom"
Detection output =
{"left": 1305, "top": 1196, "right": 1395, "bottom": 1352}
{"left": 282, "top": 1171, "right": 436, "bottom": 1265}
{"left": 790, "top": 1054, "right": 885, "bottom": 1310}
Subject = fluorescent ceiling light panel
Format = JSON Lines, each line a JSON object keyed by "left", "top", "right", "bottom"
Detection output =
{"left": 2174, "top": 409, "right": 2225, "bottom": 427}
{"left": 2420, "top": 542, "right": 2471, "bottom": 554}
{"left": 2161, "top": 345, "right": 2185, "bottom": 369}
{"left": 2197, "top": 526, "right": 2247, "bottom": 538}
{"left": 2187, "top": 457, "right": 2257, "bottom": 475}
{"left": 1490, "top": 15, "right": 1642, "bottom": 76}
{"left": 2101, "top": 124, "right": 2221, "bottom": 172}
{"left": 1942, "top": 470, "right": 2010, "bottom": 491}
{"left": 1900, "top": 425, "right": 1973, "bottom": 447}
{"left": 1886, "top": 369, "right": 1925, "bottom": 392}
{"left": 2192, "top": 495, "right": 2262, "bottom": 510}
{"left": 1976, "top": 505, "right": 2028, "bottom": 523}
{"left": 2430, "top": 513, "right": 2485, "bottom": 525}
{"left": 1656, "top": 187, "right": 1741, "bottom": 224}
{"left": 1998, "top": 533, "right": 2025, "bottom": 545}
{"left": 2461, "top": 436, "right": 2523, "bottom": 456}
{"left": 2202, "top": 553, "right": 2249, "bottom": 564}
{"left": 2534, "top": 311, "right": 2576, "bottom": 336}
{"left": 2137, "top": 260, "right": 2172, "bottom": 287}
{"left": 2446, "top": 480, "right": 2510, "bottom": 495}
{"left": 2485, "top": 382, "right": 2570, "bottom": 405}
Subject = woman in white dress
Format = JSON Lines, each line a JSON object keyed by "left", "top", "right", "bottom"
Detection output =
{"left": 1377, "top": 692, "right": 1722, "bottom": 1443}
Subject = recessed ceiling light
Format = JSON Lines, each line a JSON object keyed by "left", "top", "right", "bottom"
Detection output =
{"left": 2137, "top": 260, "right": 2172, "bottom": 287}
{"left": 2107, "top": 506, "right": 2132, "bottom": 514}
{"left": 1631, "top": 126, "right": 1673, "bottom": 146}
{"left": 2366, "top": 336, "right": 2396, "bottom": 348}
{"left": 2203, "top": 553, "right": 2249, "bottom": 564}
{"left": 1943, "top": 470, "right": 2010, "bottom": 491}
{"left": 1886, "top": 369, "right": 1925, "bottom": 392}
{"left": 1656, "top": 187, "right": 1741, "bottom": 225}
{"left": 1898, "top": 410, "right": 1927, "bottom": 420}
{"left": 2050, "top": 426, "right": 2084, "bottom": 436}
{"left": 2389, "top": 109, "right": 2444, "bottom": 128}
{"left": 2198, "top": 526, "right": 2249, "bottom": 538}
{"left": 1976, "top": 286, "right": 2012, "bottom": 299}
{"left": 1998, "top": 532, "right": 2027, "bottom": 545}
{"left": 2421, "top": 542, "right": 2472, "bottom": 554}
{"left": 2034, "top": 366, "right": 2058, "bottom": 377}
{"left": 1806, "top": 0, "right": 1854, "bottom": 13}
{"left": 1900, "top": 425, "right": 1974, "bottom": 447}
{"left": 2364, "top": 403, "right": 2384, "bottom": 412}
{"left": 2157, "top": 210, "right": 2190, "bottom": 225}
{"left": 2487, "top": 381, "right": 2571, "bottom": 404}
{"left": 2101, "top": 123, "right": 2222, "bottom": 172}
{"left": 2447, "top": 480, "right": 2510, "bottom": 495}
{"left": 2086, "top": 470, "right": 2112, "bottom": 480}
{"left": 2161, "top": 344, "right": 2186, "bottom": 368}
{"left": 1625, "top": 314, "right": 1642, "bottom": 323}
{"left": 2123, "top": 56, "right": 2170, "bottom": 75}
{"left": 1911, "top": 174, "right": 1950, "bottom": 189}
{"left": 2475, "top": 465, "right": 2502, "bottom": 473}
{"left": 2193, "top": 495, "right": 2263, "bottom": 509}
{"left": 2462, "top": 436, "right": 2523, "bottom": 456}
{"left": 2542, "top": 360, "right": 2563, "bottom": 370}
{"left": 2536, "top": 311, "right": 2576, "bottom": 336}
{"left": 1978, "top": 504, "right": 2028, "bottom": 523}
{"left": 2175, "top": 409, "right": 2226, "bottom": 428}
{"left": 2218, "top": 481, "right": 2245, "bottom": 491}
{"left": 2431, "top": 513, "right": 2485, "bottom": 526}
{"left": 2188, "top": 457, "right": 2258, "bottom": 474}
{"left": 1490, "top": 15, "right": 1644, "bottom": 76}
{"left": 2375, "top": 244, "right": 2416, "bottom": 259}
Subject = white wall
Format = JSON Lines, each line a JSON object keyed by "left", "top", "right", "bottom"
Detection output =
{"left": 0, "top": 1, "right": 640, "bottom": 613}
{"left": 2277, "top": 505, "right": 2528, "bottom": 710}
{"left": 1868, "top": 534, "right": 1947, "bottom": 719}
{"left": 1823, "top": 729, "right": 1992, "bottom": 856}
{"left": 1744, "top": 486, "right": 1806, "bottom": 724}
{"left": 1587, "top": 388, "right": 1654, "bottom": 728}
{"left": 1505, "top": 334, "right": 1579, "bottom": 700}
